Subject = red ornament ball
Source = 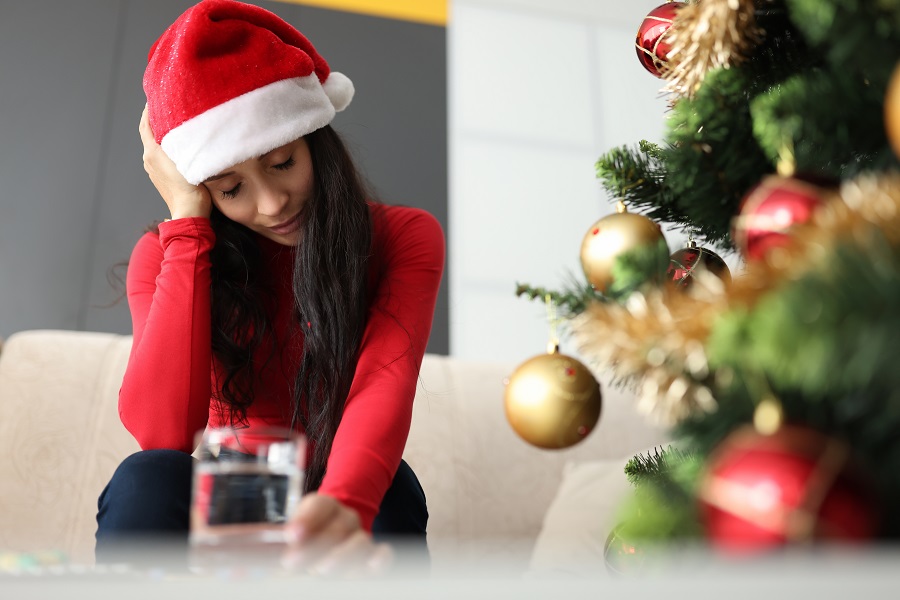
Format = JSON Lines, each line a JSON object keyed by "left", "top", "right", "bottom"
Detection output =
{"left": 635, "top": 2, "right": 685, "bottom": 77}
{"left": 667, "top": 242, "right": 731, "bottom": 290}
{"left": 698, "top": 426, "right": 880, "bottom": 553}
{"left": 732, "top": 174, "right": 827, "bottom": 262}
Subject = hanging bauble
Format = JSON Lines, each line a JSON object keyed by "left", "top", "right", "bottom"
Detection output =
{"left": 667, "top": 240, "right": 732, "bottom": 290}
{"left": 635, "top": 2, "right": 685, "bottom": 78}
{"left": 698, "top": 425, "right": 880, "bottom": 552}
{"left": 731, "top": 174, "right": 827, "bottom": 262}
{"left": 580, "top": 202, "right": 669, "bottom": 296}
{"left": 885, "top": 62, "right": 900, "bottom": 160}
{"left": 503, "top": 348, "right": 602, "bottom": 450}
{"left": 603, "top": 522, "right": 646, "bottom": 577}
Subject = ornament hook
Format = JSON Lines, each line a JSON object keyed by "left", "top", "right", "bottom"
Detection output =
{"left": 545, "top": 294, "right": 560, "bottom": 354}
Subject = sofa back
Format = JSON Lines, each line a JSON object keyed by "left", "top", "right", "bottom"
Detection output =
{"left": 0, "top": 330, "right": 667, "bottom": 569}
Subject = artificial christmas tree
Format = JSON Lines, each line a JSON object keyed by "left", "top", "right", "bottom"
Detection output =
{"left": 513, "top": 0, "right": 900, "bottom": 551}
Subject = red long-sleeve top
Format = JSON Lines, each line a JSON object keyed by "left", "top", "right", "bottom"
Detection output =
{"left": 118, "top": 204, "right": 444, "bottom": 531}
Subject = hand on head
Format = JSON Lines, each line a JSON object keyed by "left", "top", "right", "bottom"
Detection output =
{"left": 283, "top": 492, "right": 393, "bottom": 577}
{"left": 139, "top": 105, "right": 212, "bottom": 220}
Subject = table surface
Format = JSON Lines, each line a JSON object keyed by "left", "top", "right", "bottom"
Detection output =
{"left": 3, "top": 545, "right": 900, "bottom": 599}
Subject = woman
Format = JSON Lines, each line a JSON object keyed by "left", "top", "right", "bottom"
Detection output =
{"left": 95, "top": 0, "right": 444, "bottom": 574}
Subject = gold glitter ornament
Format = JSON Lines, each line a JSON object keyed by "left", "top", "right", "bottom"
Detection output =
{"left": 580, "top": 202, "right": 668, "bottom": 295}
{"left": 504, "top": 348, "right": 602, "bottom": 450}
{"left": 661, "top": 0, "right": 762, "bottom": 99}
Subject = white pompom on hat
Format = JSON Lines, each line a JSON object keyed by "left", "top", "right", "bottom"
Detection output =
{"left": 143, "top": 0, "right": 354, "bottom": 185}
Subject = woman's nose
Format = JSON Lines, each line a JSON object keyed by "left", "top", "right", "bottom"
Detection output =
{"left": 256, "top": 183, "right": 289, "bottom": 217}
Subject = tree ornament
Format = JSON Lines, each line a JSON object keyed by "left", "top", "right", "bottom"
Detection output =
{"left": 635, "top": 2, "right": 685, "bottom": 78}
{"left": 604, "top": 523, "right": 645, "bottom": 577}
{"left": 884, "top": 61, "right": 900, "bottom": 160}
{"left": 698, "top": 426, "right": 880, "bottom": 552}
{"left": 580, "top": 202, "right": 669, "bottom": 296}
{"left": 503, "top": 347, "right": 602, "bottom": 450}
{"left": 731, "top": 174, "right": 827, "bottom": 262}
{"left": 667, "top": 240, "right": 732, "bottom": 290}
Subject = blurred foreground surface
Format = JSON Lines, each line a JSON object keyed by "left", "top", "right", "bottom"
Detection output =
{"left": 2, "top": 541, "right": 899, "bottom": 599}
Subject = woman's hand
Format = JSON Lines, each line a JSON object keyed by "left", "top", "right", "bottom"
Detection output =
{"left": 282, "top": 493, "right": 393, "bottom": 577}
{"left": 139, "top": 105, "right": 211, "bottom": 220}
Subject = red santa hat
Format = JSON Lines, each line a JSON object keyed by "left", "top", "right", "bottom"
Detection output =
{"left": 143, "top": 0, "right": 354, "bottom": 185}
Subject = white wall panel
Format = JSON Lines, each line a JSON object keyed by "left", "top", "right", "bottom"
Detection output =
{"left": 452, "top": 139, "right": 605, "bottom": 285}
{"left": 450, "top": 0, "right": 679, "bottom": 361}
{"left": 592, "top": 25, "right": 669, "bottom": 151}
{"left": 453, "top": 4, "right": 595, "bottom": 146}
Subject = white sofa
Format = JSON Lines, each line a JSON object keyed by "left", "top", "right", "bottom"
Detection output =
{"left": 0, "top": 330, "right": 668, "bottom": 574}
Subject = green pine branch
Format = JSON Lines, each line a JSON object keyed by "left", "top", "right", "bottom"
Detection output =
{"left": 595, "top": 143, "right": 684, "bottom": 228}
{"left": 514, "top": 274, "right": 601, "bottom": 319}
{"left": 785, "top": 0, "right": 900, "bottom": 75}
{"left": 624, "top": 445, "right": 698, "bottom": 491}
{"left": 662, "top": 67, "right": 775, "bottom": 247}
{"left": 614, "top": 445, "right": 704, "bottom": 541}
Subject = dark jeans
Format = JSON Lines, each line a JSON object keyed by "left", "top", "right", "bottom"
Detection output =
{"left": 95, "top": 449, "right": 428, "bottom": 567}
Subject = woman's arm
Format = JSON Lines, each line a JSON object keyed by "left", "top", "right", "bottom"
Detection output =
{"left": 118, "top": 220, "right": 216, "bottom": 451}
{"left": 118, "top": 107, "right": 217, "bottom": 451}
{"left": 316, "top": 205, "right": 445, "bottom": 531}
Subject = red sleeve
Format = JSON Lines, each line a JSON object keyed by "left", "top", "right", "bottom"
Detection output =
{"left": 118, "top": 218, "right": 216, "bottom": 452}
{"left": 316, "top": 206, "right": 445, "bottom": 531}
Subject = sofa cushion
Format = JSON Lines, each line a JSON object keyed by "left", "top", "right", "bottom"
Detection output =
{"left": 527, "top": 458, "right": 638, "bottom": 578}
{"left": 405, "top": 353, "right": 668, "bottom": 573}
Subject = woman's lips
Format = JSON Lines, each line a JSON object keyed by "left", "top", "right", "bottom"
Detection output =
{"left": 268, "top": 213, "right": 302, "bottom": 235}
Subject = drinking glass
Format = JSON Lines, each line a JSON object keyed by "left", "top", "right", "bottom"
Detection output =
{"left": 189, "top": 426, "right": 305, "bottom": 551}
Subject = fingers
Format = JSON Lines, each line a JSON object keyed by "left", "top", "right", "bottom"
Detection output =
{"left": 282, "top": 493, "right": 391, "bottom": 577}
{"left": 283, "top": 531, "right": 393, "bottom": 578}
{"left": 138, "top": 104, "right": 153, "bottom": 145}
{"left": 137, "top": 103, "right": 212, "bottom": 219}
{"left": 289, "top": 492, "right": 358, "bottom": 541}
{"left": 139, "top": 104, "right": 161, "bottom": 175}
{"left": 305, "top": 532, "right": 393, "bottom": 577}
{"left": 283, "top": 494, "right": 358, "bottom": 566}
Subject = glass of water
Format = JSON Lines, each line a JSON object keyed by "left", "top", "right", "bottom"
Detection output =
{"left": 190, "top": 427, "right": 305, "bottom": 552}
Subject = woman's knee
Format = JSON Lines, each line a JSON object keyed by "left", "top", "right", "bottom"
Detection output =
{"left": 97, "top": 449, "right": 194, "bottom": 533}
{"left": 372, "top": 459, "right": 428, "bottom": 537}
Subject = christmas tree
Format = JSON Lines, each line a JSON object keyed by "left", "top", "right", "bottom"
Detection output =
{"left": 509, "top": 0, "right": 900, "bottom": 554}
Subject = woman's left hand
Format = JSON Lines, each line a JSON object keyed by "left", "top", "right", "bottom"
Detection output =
{"left": 282, "top": 493, "right": 392, "bottom": 576}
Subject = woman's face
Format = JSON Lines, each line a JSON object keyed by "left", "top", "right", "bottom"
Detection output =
{"left": 204, "top": 137, "right": 314, "bottom": 246}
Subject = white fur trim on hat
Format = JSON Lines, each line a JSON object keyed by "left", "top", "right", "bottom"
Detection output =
{"left": 161, "top": 75, "right": 336, "bottom": 185}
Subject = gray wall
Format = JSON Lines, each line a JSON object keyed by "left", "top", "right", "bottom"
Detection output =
{"left": 0, "top": 0, "right": 449, "bottom": 354}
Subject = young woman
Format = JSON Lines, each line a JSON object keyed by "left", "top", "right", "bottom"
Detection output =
{"left": 95, "top": 0, "right": 444, "bottom": 574}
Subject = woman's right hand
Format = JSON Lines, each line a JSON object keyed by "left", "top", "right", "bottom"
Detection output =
{"left": 139, "top": 105, "right": 212, "bottom": 220}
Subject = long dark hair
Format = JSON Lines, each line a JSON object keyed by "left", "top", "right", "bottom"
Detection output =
{"left": 209, "top": 125, "right": 372, "bottom": 493}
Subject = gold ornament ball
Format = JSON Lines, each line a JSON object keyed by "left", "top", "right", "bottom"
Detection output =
{"left": 886, "top": 61, "right": 900, "bottom": 160}
{"left": 504, "top": 352, "right": 602, "bottom": 449}
{"left": 580, "top": 207, "right": 667, "bottom": 294}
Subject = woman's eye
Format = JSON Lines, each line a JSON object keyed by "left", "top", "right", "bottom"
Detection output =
{"left": 273, "top": 157, "right": 296, "bottom": 171}
{"left": 221, "top": 183, "right": 241, "bottom": 199}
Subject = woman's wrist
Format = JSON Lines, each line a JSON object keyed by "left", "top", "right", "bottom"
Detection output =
{"left": 167, "top": 209, "right": 210, "bottom": 221}
{"left": 167, "top": 188, "right": 212, "bottom": 221}
{"left": 168, "top": 203, "right": 211, "bottom": 220}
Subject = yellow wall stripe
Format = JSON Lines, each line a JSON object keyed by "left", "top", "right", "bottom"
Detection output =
{"left": 273, "top": 0, "right": 448, "bottom": 26}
